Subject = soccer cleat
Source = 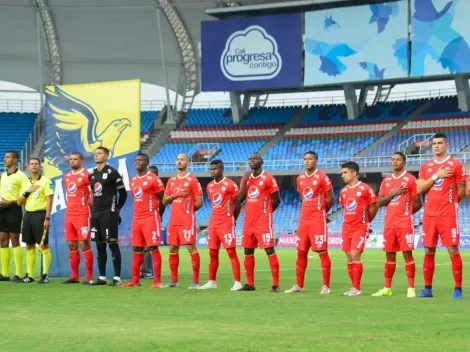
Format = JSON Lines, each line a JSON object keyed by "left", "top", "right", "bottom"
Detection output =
{"left": 407, "top": 288, "right": 416, "bottom": 298}
{"left": 90, "top": 279, "right": 107, "bottom": 286}
{"left": 38, "top": 274, "right": 49, "bottom": 284}
{"left": 230, "top": 281, "right": 243, "bottom": 291}
{"left": 22, "top": 275, "right": 35, "bottom": 284}
{"left": 82, "top": 279, "right": 94, "bottom": 285}
{"left": 0, "top": 275, "right": 10, "bottom": 282}
{"left": 62, "top": 278, "right": 80, "bottom": 284}
{"left": 284, "top": 285, "right": 305, "bottom": 293}
{"left": 371, "top": 288, "right": 392, "bottom": 297}
{"left": 121, "top": 281, "right": 141, "bottom": 287}
{"left": 12, "top": 275, "right": 23, "bottom": 283}
{"left": 417, "top": 288, "right": 433, "bottom": 298}
{"left": 452, "top": 288, "right": 463, "bottom": 300}
{"left": 188, "top": 281, "right": 200, "bottom": 289}
{"left": 320, "top": 285, "right": 331, "bottom": 295}
{"left": 347, "top": 288, "right": 362, "bottom": 296}
{"left": 108, "top": 279, "right": 122, "bottom": 287}
{"left": 343, "top": 288, "right": 354, "bottom": 296}
{"left": 237, "top": 284, "right": 256, "bottom": 291}
{"left": 161, "top": 281, "right": 179, "bottom": 288}
{"left": 198, "top": 280, "right": 217, "bottom": 290}
{"left": 140, "top": 273, "right": 154, "bottom": 280}
{"left": 151, "top": 281, "right": 162, "bottom": 288}
{"left": 271, "top": 285, "right": 280, "bottom": 293}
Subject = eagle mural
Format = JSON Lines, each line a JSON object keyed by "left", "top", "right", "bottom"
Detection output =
{"left": 44, "top": 86, "right": 131, "bottom": 170}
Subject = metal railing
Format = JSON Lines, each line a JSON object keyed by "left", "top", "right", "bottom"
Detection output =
{"left": 398, "top": 133, "right": 435, "bottom": 154}
{"left": 0, "top": 99, "right": 42, "bottom": 113}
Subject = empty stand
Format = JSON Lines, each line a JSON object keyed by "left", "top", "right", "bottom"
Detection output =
{"left": 0, "top": 112, "right": 36, "bottom": 166}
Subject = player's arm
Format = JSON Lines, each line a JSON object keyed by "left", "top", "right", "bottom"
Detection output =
{"left": 16, "top": 183, "right": 40, "bottom": 206}
{"left": 237, "top": 171, "right": 251, "bottom": 203}
{"left": 157, "top": 190, "right": 165, "bottom": 217}
{"left": 44, "top": 194, "right": 53, "bottom": 228}
{"left": 369, "top": 202, "right": 379, "bottom": 222}
{"left": 271, "top": 191, "right": 281, "bottom": 212}
{"left": 412, "top": 194, "right": 422, "bottom": 214}
{"left": 466, "top": 177, "right": 470, "bottom": 196}
{"left": 195, "top": 195, "right": 203, "bottom": 211}
{"left": 325, "top": 189, "right": 334, "bottom": 213}
{"left": 115, "top": 174, "right": 128, "bottom": 210}
{"left": 194, "top": 180, "right": 203, "bottom": 211}
{"left": 233, "top": 196, "right": 241, "bottom": 221}
{"left": 417, "top": 167, "right": 453, "bottom": 194}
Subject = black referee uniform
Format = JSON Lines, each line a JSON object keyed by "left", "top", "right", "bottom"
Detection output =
{"left": 89, "top": 164, "right": 127, "bottom": 286}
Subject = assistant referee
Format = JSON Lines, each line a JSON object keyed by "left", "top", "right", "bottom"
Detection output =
{"left": 16, "top": 158, "right": 53, "bottom": 284}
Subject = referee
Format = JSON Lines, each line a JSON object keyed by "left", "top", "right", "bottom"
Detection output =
{"left": 16, "top": 158, "right": 53, "bottom": 284}
{"left": 89, "top": 147, "right": 128, "bottom": 286}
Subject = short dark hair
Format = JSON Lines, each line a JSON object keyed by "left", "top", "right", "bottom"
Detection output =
{"left": 210, "top": 159, "right": 224, "bottom": 166}
{"left": 96, "top": 146, "right": 110, "bottom": 155}
{"left": 149, "top": 165, "right": 158, "bottom": 174}
{"left": 29, "top": 158, "right": 41, "bottom": 165}
{"left": 433, "top": 133, "right": 447, "bottom": 141}
{"left": 6, "top": 150, "right": 19, "bottom": 160}
{"left": 393, "top": 152, "right": 407, "bottom": 163}
{"left": 304, "top": 151, "right": 318, "bottom": 160}
{"left": 71, "top": 151, "right": 85, "bottom": 160}
{"left": 137, "top": 152, "right": 149, "bottom": 163}
{"left": 341, "top": 161, "right": 359, "bottom": 174}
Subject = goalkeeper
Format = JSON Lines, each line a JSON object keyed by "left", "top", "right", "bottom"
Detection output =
{"left": 16, "top": 158, "right": 54, "bottom": 284}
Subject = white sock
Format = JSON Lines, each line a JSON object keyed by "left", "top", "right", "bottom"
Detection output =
{"left": 99, "top": 276, "right": 106, "bottom": 281}
{"left": 114, "top": 276, "right": 121, "bottom": 281}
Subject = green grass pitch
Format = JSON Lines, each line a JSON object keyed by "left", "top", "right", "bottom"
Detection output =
{"left": 1, "top": 248, "right": 470, "bottom": 352}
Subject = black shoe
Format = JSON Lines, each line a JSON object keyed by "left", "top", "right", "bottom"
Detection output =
{"left": 108, "top": 279, "right": 122, "bottom": 287}
{"left": 38, "top": 274, "right": 49, "bottom": 284}
{"left": 82, "top": 279, "right": 94, "bottom": 285}
{"left": 62, "top": 278, "right": 80, "bottom": 284}
{"left": 271, "top": 285, "right": 280, "bottom": 293}
{"left": 237, "top": 284, "right": 256, "bottom": 291}
{"left": 0, "top": 275, "right": 10, "bottom": 282}
{"left": 90, "top": 279, "right": 107, "bottom": 286}
{"left": 22, "top": 275, "right": 35, "bottom": 283}
{"left": 12, "top": 275, "right": 22, "bottom": 283}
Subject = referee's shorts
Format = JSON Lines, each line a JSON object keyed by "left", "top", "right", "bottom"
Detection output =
{"left": 0, "top": 204, "right": 23, "bottom": 234}
{"left": 22, "top": 210, "right": 48, "bottom": 245}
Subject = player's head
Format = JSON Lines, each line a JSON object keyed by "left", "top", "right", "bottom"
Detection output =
{"left": 28, "top": 158, "right": 41, "bottom": 174}
{"left": 4, "top": 150, "right": 19, "bottom": 168}
{"left": 432, "top": 133, "right": 448, "bottom": 157}
{"left": 341, "top": 161, "right": 359, "bottom": 185}
{"left": 94, "top": 147, "right": 109, "bottom": 164}
{"left": 210, "top": 159, "right": 224, "bottom": 180}
{"left": 303, "top": 151, "right": 318, "bottom": 171}
{"left": 149, "top": 165, "right": 158, "bottom": 176}
{"left": 248, "top": 152, "right": 263, "bottom": 171}
{"left": 69, "top": 151, "right": 85, "bottom": 170}
{"left": 176, "top": 153, "right": 189, "bottom": 171}
{"left": 391, "top": 152, "right": 406, "bottom": 172}
{"left": 135, "top": 153, "right": 149, "bottom": 172}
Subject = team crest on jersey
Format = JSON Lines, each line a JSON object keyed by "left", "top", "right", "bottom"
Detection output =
{"left": 94, "top": 182, "right": 103, "bottom": 193}
{"left": 7, "top": 183, "right": 12, "bottom": 190}
{"left": 346, "top": 198, "right": 357, "bottom": 211}
{"left": 143, "top": 182, "right": 148, "bottom": 186}
{"left": 33, "top": 191, "right": 40, "bottom": 199}
{"left": 222, "top": 187, "right": 226, "bottom": 191}
{"left": 78, "top": 178, "right": 82, "bottom": 182}
{"left": 259, "top": 181, "right": 264, "bottom": 186}
{"left": 303, "top": 187, "right": 313, "bottom": 199}
{"left": 313, "top": 180, "right": 318, "bottom": 185}
{"left": 133, "top": 187, "right": 143, "bottom": 199}
{"left": 213, "top": 193, "right": 223, "bottom": 205}
{"left": 68, "top": 182, "right": 77, "bottom": 194}
{"left": 248, "top": 186, "right": 259, "bottom": 199}
{"left": 103, "top": 173, "right": 108, "bottom": 179}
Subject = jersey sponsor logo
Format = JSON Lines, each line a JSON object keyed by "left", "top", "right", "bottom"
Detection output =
{"left": 68, "top": 182, "right": 77, "bottom": 194}
{"left": 303, "top": 187, "right": 313, "bottom": 200}
{"left": 213, "top": 193, "right": 223, "bottom": 206}
{"left": 434, "top": 178, "right": 444, "bottom": 187}
{"left": 389, "top": 189, "right": 400, "bottom": 201}
{"left": 346, "top": 198, "right": 357, "bottom": 211}
{"left": 133, "top": 186, "right": 143, "bottom": 199}
{"left": 248, "top": 186, "right": 259, "bottom": 199}
{"left": 94, "top": 182, "right": 103, "bottom": 193}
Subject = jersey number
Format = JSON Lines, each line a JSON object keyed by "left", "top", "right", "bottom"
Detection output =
{"left": 80, "top": 227, "right": 89, "bottom": 236}
{"left": 405, "top": 234, "right": 414, "bottom": 245}
{"left": 224, "top": 233, "right": 233, "bottom": 244}
{"left": 152, "top": 231, "right": 158, "bottom": 243}
{"left": 357, "top": 237, "right": 365, "bottom": 249}
{"left": 314, "top": 235, "right": 325, "bottom": 246}
{"left": 183, "top": 229, "right": 192, "bottom": 240}
{"left": 262, "top": 233, "right": 272, "bottom": 244}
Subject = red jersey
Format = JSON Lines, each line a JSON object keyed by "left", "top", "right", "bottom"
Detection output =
{"left": 379, "top": 171, "right": 417, "bottom": 229}
{"left": 165, "top": 173, "right": 202, "bottom": 226}
{"left": 207, "top": 177, "right": 239, "bottom": 228}
{"left": 297, "top": 169, "right": 332, "bottom": 221}
{"left": 130, "top": 172, "right": 165, "bottom": 220}
{"left": 419, "top": 156, "right": 466, "bottom": 217}
{"left": 242, "top": 171, "right": 279, "bottom": 227}
{"left": 64, "top": 169, "right": 90, "bottom": 217}
{"left": 339, "top": 181, "right": 377, "bottom": 228}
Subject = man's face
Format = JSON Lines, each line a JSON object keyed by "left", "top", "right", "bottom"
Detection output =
{"left": 432, "top": 137, "right": 448, "bottom": 156}
{"left": 391, "top": 154, "right": 405, "bottom": 172}
{"left": 176, "top": 154, "right": 188, "bottom": 170}
{"left": 210, "top": 164, "right": 223, "bottom": 179}
{"left": 28, "top": 159, "right": 40, "bottom": 174}
{"left": 4, "top": 152, "right": 16, "bottom": 168}
{"left": 135, "top": 155, "right": 148, "bottom": 172}
{"left": 94, "top": 149, "right": 108, "bottom": 164}
{"left": 341, "top": 168, "right": 356, "bottom": 184}
{"left": 248, "top": 154, "right": 263, "bottom": 170}
{"left": 69, "top": 154, "right": 83, "bottom": 170}
{"left": 303, "top": 154, "right": 317, "bottom": 170}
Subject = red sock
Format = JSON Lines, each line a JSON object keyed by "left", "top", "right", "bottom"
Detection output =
{"left": 384, "top": 258, "right": 396, "bottom": 288}
{"left": 268, "top": 254, "right": 280, "bottom": 287}
{"left": 190, "top": 251, "right": 200, "bottom": 283}
{"left": 132, "top": 252, "right": 144, "bottom": 283}
{"left": 244, "top": 255, "right": 255, "bottom": 286}
{"left": 69, "top": 249, "right": 80, "bottom": 279}
{"left": 169, "top": 253, "right": 179, "bottom": 282}
{"left": 226, "top": 247, "right": 240, "bottom": 282}
{"left": 450, "top": 253, "right": 463, "bottom": 288}
{"left": 83, "top": 248, "right": 94, "bottom": 281}
{"left": 151, "top": 249, "right": 162, "bottom": 284}
{"left": 347, "top": 263, "right": 354, "bottom": 286}
{"left": 352, "top": 262, "right": 363, "bottom": 290}
{"left": 209, "top": 249, "right": 219, "bottom": 281}
{"left": 404, "top": 257, "right": 415, "bottom": 288}
{"left": 423, "top": 254, "right": 435, "bottom": 287}
{"left": 296, "top": 250, "right": 308, "bottom": 288}
{"left": 319, "top": 251, "right": 331, "bottom": 288}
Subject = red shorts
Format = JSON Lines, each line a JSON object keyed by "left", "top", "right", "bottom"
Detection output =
{"left": 168, "top": 223, "right": 197, "bottom": 246}
{"left": 383, "top": 228, "right": 415, "bottom": 252}
{"left": 242, "top": 225, "right": 274, "bottom": 249}
{"left": 297, "top": 218, "right": 328, "bottom": 252}
{"left": 422, "top": 215, "right": 460, "bottom": 248}
{"left": 64, "top": 215, "right": 90, "bottom": 241}
{"left": 342, "top": 226, "right": 369, "bottom": 252}
{"left": 208, "top": 224, "right": 236, "bottom": 250}
{"left": 131, "top": 215, "right": 161, "bottom": 247}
